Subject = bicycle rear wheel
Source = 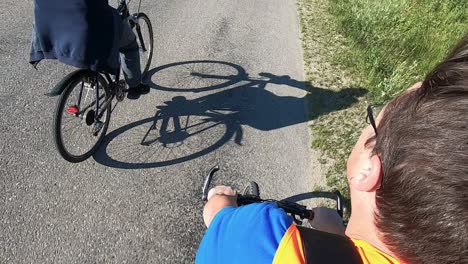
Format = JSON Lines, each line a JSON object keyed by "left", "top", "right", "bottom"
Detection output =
{"left": 132, "top": 12, "right": 153, "bottom": 77}
{"left": 53, "top": 70, "right": 111, "bottom": 162}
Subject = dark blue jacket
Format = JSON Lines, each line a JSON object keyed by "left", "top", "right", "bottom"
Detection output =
{"left": 30, "top": 0, "right": 120, "bottom": 73}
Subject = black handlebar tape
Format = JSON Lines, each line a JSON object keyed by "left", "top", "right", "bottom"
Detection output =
{"left": 334, "top": 190, "right": 344, "bottom": 218}
{"left": 202, "top": 166, "right": 219, "bottom": 201}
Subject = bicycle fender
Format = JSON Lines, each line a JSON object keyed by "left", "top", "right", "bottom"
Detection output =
{"left": 45, "top": 69, "right": 91, "bottom": 97}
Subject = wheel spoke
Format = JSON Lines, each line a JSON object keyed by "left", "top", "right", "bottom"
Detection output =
{"left": 54, "top": 71, "right": 111, "bottom": 162}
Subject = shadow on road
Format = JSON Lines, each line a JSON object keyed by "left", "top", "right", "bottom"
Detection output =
{"left": 93, "top": 60, "right": 366, "bottom": 169}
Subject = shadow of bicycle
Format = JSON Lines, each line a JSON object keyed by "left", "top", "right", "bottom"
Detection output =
{"left": 93, "top": 60, "right": 366, "bottom": 169}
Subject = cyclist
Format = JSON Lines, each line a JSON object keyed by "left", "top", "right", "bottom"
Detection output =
{"left": 29, "top": 0, "right": 149, "bottom": 99}
{"left": 196, "top": 34, "right": 468, "bottom": 264}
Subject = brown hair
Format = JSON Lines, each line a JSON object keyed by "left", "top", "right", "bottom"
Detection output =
{"left": 372, "top": 34, "right": 468, "bottom": 264}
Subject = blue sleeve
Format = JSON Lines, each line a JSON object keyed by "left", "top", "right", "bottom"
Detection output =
{"left": 196, "top": 203, "right": 294, "bottom": 264}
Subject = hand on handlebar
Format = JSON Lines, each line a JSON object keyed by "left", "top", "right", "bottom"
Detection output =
{"left": 309, "top": 207, "right": 345, "bottom": 236}
{"left": 207, "top": 185, "right": 238, "bottom": 200}
{"left": 203, "top": 185, "right": 238, "bottom": 228}
{"left": 201, "top": 166, "right": 344, "bottom": 230}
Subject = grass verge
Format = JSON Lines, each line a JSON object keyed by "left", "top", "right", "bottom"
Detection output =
{"left": 329, "top": 0, "right": 467, "bottom": 103}
{"left": 297, "top": 0, "right": 367, "bottom": 217}
{"left": 297, "top": 0, "right": 466, "bottom": 217}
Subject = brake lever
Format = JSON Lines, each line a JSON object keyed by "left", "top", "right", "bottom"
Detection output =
{"left": 202, "top": 166, "right": 219, "bottom": 201}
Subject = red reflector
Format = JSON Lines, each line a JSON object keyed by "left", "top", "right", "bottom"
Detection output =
{"left": 67, "top": 106, "right": 79, "bottom": 114}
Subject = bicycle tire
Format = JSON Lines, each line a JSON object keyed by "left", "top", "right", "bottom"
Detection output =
{"left": 53, "top": 70, "right": 111, "bottom": 163}
{"left": 133, "top": 12, "right": 154, "bottom": 77}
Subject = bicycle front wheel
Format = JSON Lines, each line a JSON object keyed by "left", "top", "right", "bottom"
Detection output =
{"left": 133, "top": 12, "right": 154, "bottom": 77}
{"left": 53, "top": 70, "right": 111, "bottom": 163}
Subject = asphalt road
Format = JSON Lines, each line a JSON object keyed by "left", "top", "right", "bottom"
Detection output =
{"left": 0, "top": 0, "right": 313, "bottom": 262}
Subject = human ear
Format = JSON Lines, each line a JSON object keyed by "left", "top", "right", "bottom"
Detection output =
{"left": 349, "top": 154, "right": 382, "bottom": 192}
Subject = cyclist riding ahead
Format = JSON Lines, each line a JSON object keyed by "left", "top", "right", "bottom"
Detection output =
{"left": 30, "top": 0, "right": 149, "bottom": 99}
{"left": 197, "top": 35, "right": 468, "bottom": 264}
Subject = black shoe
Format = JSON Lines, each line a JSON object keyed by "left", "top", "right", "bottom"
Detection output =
{"left": 127, "top": 83, "right": 150, "bottom": 100}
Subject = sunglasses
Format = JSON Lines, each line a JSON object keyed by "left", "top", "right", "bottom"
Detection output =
{"left": 366, "top": 105, "right": 384, "bottom": 136}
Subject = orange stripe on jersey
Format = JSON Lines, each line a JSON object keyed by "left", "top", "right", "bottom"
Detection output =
{"left": 272, "top": 225, "right": 306, "bottom": 264}
{"left": 351, "top": 239, "right": 400, "bottom": 264}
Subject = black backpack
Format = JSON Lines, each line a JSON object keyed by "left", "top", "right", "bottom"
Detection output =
{"left": 296, "top": 226, "right": 364, "bottom": 264}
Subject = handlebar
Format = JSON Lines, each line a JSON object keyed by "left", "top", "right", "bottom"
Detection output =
{"left": 202, "top": 166, "right": 315, "bottom": 221}
{"left": 237, "top": 194, "right": 315, "bottom": 220}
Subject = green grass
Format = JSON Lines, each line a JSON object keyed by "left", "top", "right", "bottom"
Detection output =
{"left": 297, "top": 0, "right": 367, "bottom": 212}
{"left": 297, "top": 0, "right": 467, "bottom": 216}
{"left": 329, "top": 0, "right": 467, "bottom": 103}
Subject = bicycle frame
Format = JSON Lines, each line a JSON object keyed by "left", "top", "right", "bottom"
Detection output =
{"left": 93, "top": 0, "right": 146, "bottom": 121}
{"left": 95, "top": 71, "right": 119, "bottom": 120}
{"left": 120, "top": 0, "right": 147, "bottom": 52}
{"left": 118, "top": 0, "right": 131, "bottom": 18}
{"left": 94, "top": 0, "right": 129, "bottom": 119}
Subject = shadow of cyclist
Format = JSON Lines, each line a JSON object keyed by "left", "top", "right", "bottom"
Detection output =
{"left": 94, "top": 60, "right": 367, "bottom": 169}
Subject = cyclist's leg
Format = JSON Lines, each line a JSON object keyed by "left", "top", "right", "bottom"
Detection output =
{"left": 119, "top": 20, "right": 141, "bottom": 88}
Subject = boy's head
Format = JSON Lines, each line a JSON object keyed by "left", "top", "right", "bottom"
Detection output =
{"left": 347, "top": 34, "right": 468, "bottom": 264}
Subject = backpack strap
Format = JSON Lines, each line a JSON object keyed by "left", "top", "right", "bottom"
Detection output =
{"left": 296, "top": 225, "right": 363, "bottom": 264}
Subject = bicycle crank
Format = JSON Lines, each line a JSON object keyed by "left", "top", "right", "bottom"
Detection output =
{"left": 84, "top": 110, "right": 104, "bottom": 136}
{"left": 91, "top": 121, "right": 104, "bottom": 136}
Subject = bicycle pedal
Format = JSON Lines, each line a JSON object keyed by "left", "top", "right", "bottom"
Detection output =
{"left": 91, "top": 121, "right": 104, "bottom": 136}
{"left": 115, "top": 80, "right": 128, "bottom": 102}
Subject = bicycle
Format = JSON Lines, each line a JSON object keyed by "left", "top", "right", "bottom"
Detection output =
{"left": 49, "top": 0, "right": 154, "bottom": 163}
{"left": 201, "top": 166, "right": 344, "bottom": 225}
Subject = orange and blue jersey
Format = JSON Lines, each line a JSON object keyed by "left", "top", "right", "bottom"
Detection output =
{"left": 196, "top": 203, "right": 400, "bottom": 264}
{"left": 196, "top": 203, "right": 293, "bottom": 263}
